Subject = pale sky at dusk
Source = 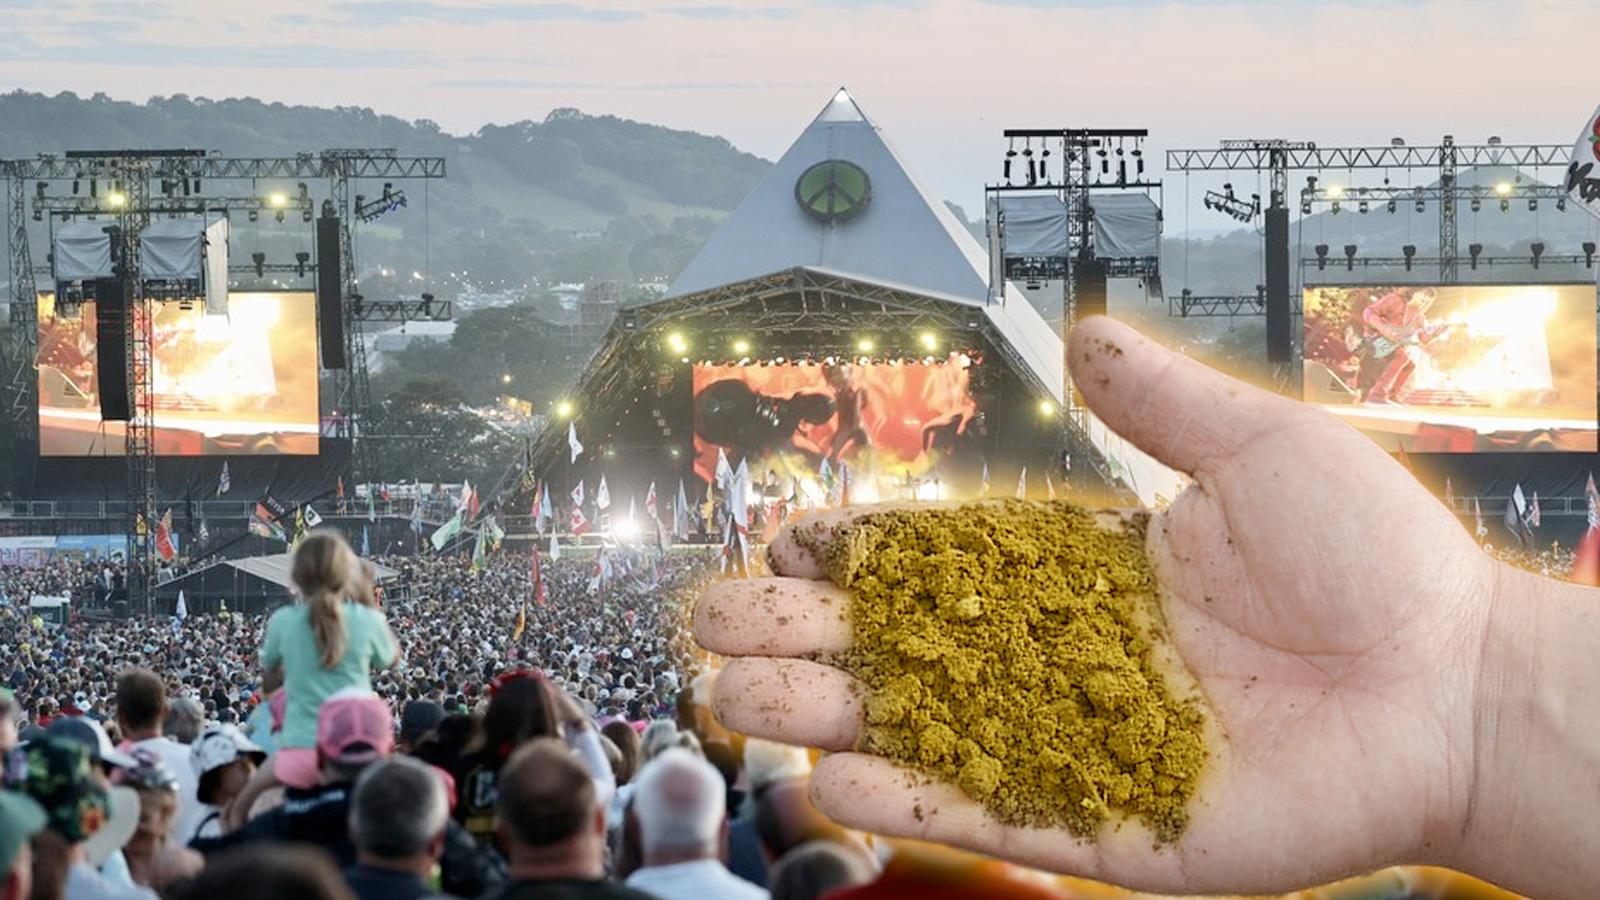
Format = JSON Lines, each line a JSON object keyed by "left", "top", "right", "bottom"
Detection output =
{"left": 1, "top": 0, "right": 1595, "bottom": 212}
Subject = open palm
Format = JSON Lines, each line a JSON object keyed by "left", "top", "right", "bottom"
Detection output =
{"left": 694, "top": 316, "right": 1499, "bottom": 895}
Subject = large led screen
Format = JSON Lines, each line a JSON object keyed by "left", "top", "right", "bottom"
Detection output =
{"left": 692, "top": 356, "right": 980, "bottom": 492}
{"left": 1303, "top": 284, "right": 1597, "bottom": 452}
{"left": 38, "top": 291, "right": 320, "bottom": 456}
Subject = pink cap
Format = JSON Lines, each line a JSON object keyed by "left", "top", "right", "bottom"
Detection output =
{"left": 315, "top": 690, "right": 394, "bottom": 765}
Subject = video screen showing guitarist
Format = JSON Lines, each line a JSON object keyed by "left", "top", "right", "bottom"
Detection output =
{"left": 1358, "top": 288, "right": 1451, "bottom": 404}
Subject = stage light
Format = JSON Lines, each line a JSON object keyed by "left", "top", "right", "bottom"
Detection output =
{"left": 1343, "top": 244, "right": 1357, "bottom": 271}
{"left": 268, "top": 192, "right": 288, "bottom": 208}
{"left": 251, "top": 251, "right": 266, "bottom": 277}
{"left": 295, "top": 251, "right": 310, "bottom": 278}
{"left": 1415, "top": 198, "right": 1426, "bottom": 214}
{"left": 106, "top": 191, "right": 127, "bottom": 209}
{"left": 1358, "top": 200, "right": 1369, "bottom": 214}
{"left": 1469, "top": 243, "right": 1483, "bottom": 270}
{"left": 248, "top": 210, "right": 259, "bottom": 223}
{"left": 275, "top": 209, "right": 286, "bottom": 224}
{"left": 732, "top": 338, "right": 751, "bottom": 356}
{"left": 1037, "top": 400, "right": 1056, "bottom": 418}
{"left": 918, "top": 331, "right": 939, "bottom": 352}
{"left": 666, "top": 332, "right": 688, "bottom": 354}
{"left": 1315, "top": 244, "right": 1329, "bottom": 271}
{"left": 1402, "top": 245, "right": 1416, "bottom": 271}
{"left": 1528, "top": 199, "right": 1538, "bottom": 212}
{"left": 856, "top": 337, "right": 876, "bottom": 354}
{"left": 1325, "top": 185, "right": 1344, "bottom": 200}
{"left": 1500, "top": 198, "right": 1510, "bottom": 213}
{"left": 1331, "top": 201, "right": 1340, "bottom": 215}
{"left": 1494, "top": 182, "right": 1512, "bottom": 196}
{"left": 1558, "top": 196, "right": 1568, "bottom": 212}
{"left": 555, "top": 400, "right": 574, "bottom": 418}
{"left": 1300, "top": 199, "right": 1312, "bottom": 215}
{"left": 1386, "top": 200, "right": 1396, "bottom": 214}
{"left": 1470, "top": 198, "right": 1481, "bottom": 213}
{"left": 1531, "top": 241, "right": 1545, "bottom": 269}
{"left": 1585, "top": 241, "right": 1597, "bottom": 268}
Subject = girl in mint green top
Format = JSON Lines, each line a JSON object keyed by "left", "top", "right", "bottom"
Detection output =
{"left": 260, "top": 531, "right": 398, "bottom": 755}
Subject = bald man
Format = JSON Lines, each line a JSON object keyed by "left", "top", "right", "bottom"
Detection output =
{"left": 626, "top": 748, "right": 766, "bottom": 900}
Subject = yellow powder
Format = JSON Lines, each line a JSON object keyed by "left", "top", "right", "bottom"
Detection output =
{"left": 799, "top": 500, "right": 1205, "bottom": 841}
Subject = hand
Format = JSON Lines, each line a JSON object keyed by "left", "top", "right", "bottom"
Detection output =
{"left": 695, "top": 316, "right": 1502, "bottom": 896}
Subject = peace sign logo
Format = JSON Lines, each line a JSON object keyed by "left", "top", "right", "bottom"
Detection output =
{"left": 795, "top": 160, "right": 872, "bottom": 223}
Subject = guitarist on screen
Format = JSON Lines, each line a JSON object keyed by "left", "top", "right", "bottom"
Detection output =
{"left": 1358, "top": 287, "right": 1450, "bottom": 405}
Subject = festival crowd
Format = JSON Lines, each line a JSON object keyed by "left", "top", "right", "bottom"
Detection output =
{"left": 0, "top": 536, "right": 906, "bottom": 900}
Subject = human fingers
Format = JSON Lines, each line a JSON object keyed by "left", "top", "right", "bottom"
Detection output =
{"left": 711, "top": 657, "right": 862, "bottom": 751}
{"left": 694, "top": 578, "right": 851, "bottom": 658}
{"left": 1068, "top": 316, "right": 1305, "bottom": 476}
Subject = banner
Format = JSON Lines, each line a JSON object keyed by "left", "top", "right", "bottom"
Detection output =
{"left": 1566, "top": 100, "right": 1600, "bottom": 221}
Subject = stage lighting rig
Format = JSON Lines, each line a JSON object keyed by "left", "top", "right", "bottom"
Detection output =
{"left": 1402, "top": 244, "right": 1416, "bottom": 271}
{"left": 1469, "top": 243, "right": 1483, "bottom": 269}
{"left": 1343, "top": 244, "right": 1358, "bottom": 271}
{"left": 295, "top": 251, "right": 310, "bottom": 278}
{"left": 1584, "top": 242, "right": 1596, "bottom": 267}
{"left": 1203, "top": 183, "right": 1260, "bottom": 223}
{"left": 251, "top": 251, "right": 266, "bottom": 277}
{"left": 1531, "top": 241, "right": 1545, "bottom": 268}
{"left": 1315, "top": 244, "right": 1329, "bottom": 270}
{"left": 355, "top": 182, "right": 408, "bottom": 223}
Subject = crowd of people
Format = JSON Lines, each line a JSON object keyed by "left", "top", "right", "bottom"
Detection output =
{"left": 0, "top": 534, "right": 905, "bottom": 900}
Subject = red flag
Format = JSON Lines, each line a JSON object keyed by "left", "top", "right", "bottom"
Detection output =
{"left": 154, "top": 509, "right": 177, "bottom": 562}
{"left": 1573, "top": 528, "right": 1600, "bottom": 586}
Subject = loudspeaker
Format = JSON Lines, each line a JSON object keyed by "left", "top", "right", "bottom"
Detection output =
{"left": 1074, "top": 257, "right": 1108, "bottom": 321}
{"left": 94, "top": 277, "right": 131, "bottom": 421}
{"left": 316, "top": 216, "right": 346, "bottom": 369}
{"left": 1264, "top": 207, "right": 1292, "bottom": 364}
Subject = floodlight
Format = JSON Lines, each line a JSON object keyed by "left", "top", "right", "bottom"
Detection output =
{"left": 732, "top": 338, "right": 751, "bottom": 356}
{"left": 1315, "top": 244, "right": 1330, "bottom": 271}
{"left": 555, "top": 400, "right": 574, "bottom": 418}
{"left": 856, "top": 337, "right": 876, "bottom": 354}
{"left": 666, "top": 332, "right": 688, "bottom": 354}
{"left": 1038, "top": 400, "right": 1056, "bottom": 417}
{"left": 918, "top": 331, "right": 939, "bottom": 352}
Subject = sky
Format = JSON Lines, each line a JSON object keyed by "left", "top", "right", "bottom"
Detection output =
{"left": 1, "top": 0, "right": 1596, "bottom": 219}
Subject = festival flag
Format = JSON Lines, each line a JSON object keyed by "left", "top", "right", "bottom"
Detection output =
{"left": 532, "top": 547, "right": 547, "bottom": 608}
{"left": 366, "top": 488, "right": 377, "bottom": 523}
{"left": 980, "top": 462, "right": 990, "bottom": 498}
{"left": 549, "top": 528, "right": 561, "bottom": 561}
{"left": 1046, "top": 472, "right": 1057, "bottom": 501}
{"left": 819, "top": 457, "right": 834, "bottom": 496}
{"left": 645, "top": 482, "right": 659, "bottom": 522}
{"left": 1586, "top": 473, "right": 1599, "bottom": 531}
{"left": 196, "top": 518, "right": 209, "bottom": 547}
{"left": 249, "top": 499, "right": 288, "bottom": 542}
{"left": 361, "top": 525, "right": 371, "bottom": 557}
{"left": 174, "top": 590, "right": 187, "bottom": 623}
{"left": 471, "top": 527, "right": 487, "bottom": 573}
{"left": 512, "top": 600, "right": 527, "bottom": 641}
{"left": 674, "top": 479, "right": 690, "bottom": 540}
{"left": 430, "top": 509, "right": 464, "bottom": 552}
{"left": 484, "top": 515, "right": 506, "bottom": 551}
{"left": 293, "top": 507, "right": 307, "bottom": 546}
{"left": 568, "top": 422, "right": 584, "bottom": 464}
{"left": 218, "top": 462, "right": 231, "bottom": 495}
{"left": 410, "top": 497, "right": 423, "bottom": 534}
{"left": 570, "top": 482, "right": 590, "bottom": 534}
{"left": 1505, "top": 486, "right": 1527, "bottom": 545}
{"left": 1529, "top": 491, "right": 1542, "bottom": 529}
{"left": 1016, "top": 467, "right": 1028, "bottom": 500}
{"left": 336, "top": 476, "right": 346, "bottom": 513}
{"left": 155, "top": 509, "right": 177, "bottom": 562}
{"left": 1473, "top": 497, "right": 1487, "bottom": 540}
{"left": 303, "top": 505, "right": 323, "bottom": 529}
{"left": 715, "top": 448, "right": 735, "bottom": 491}
{"left": 536, "top": 481, "right": 553, "bottom": 534}
{"left": 596, "top": 476, "right": 611, "bottom": 511}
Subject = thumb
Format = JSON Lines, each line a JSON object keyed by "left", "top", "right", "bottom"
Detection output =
{"left": 1068, "top": 316, "right": 1301, "bottom": 476}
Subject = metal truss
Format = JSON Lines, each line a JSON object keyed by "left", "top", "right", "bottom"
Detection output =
{"left": 352, "top": 294, "right": 452, "bottom": 322}
{"left": 1169, "top": 141, "right": 1569, "bottom": 173}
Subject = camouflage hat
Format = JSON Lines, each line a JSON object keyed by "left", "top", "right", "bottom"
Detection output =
{"left": 9, "top": 738, "right": 108, "bottom": 844}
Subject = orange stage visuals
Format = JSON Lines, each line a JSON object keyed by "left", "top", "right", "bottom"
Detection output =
{"left": 692, "top": 356, "right": 979, "bottom": 491}
{"left": 1303, "top": 284, "right": 1597, "bottom": 452}
{"left": 38, "top": 291, "right": 320, "bottom": 456}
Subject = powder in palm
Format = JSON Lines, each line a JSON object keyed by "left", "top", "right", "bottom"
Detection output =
{"left": 800, "top": 499, "right": 1206, "bottom": 841}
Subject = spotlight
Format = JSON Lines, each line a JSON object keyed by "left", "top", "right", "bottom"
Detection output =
{"left": 732, "top": 338, "right": 751, "bottom": 356}
{"left": 106, "top": 191, "right": 127, "bottom": 209}
{"left": 1469, "top": 243, "right": 1483, "bottom": 270}
{"left": 666, "top": 332, "right": 688, "bottom": 354}
{"left": 1584, "top": 241, "right": 1596, "bottom": 267}
{"left": 1315, "top": 244, "right": 1329, "bottom": 271}
{"left": 1528, "top": 199, "right": 1538, "bottom": 212}
{"left": 1301, "top": 199, "right": 1313, "bottom": 215}
{"left": 1494, "top": 182, "right": 1512, "bottom": 196}
{"left": 34, "top": 181, "right": 45, "bottom": 202}
{"left": 275, "top": 209, "right": 286, "bottom": 224}
{"left": 1470, "top": 198, "right": 1481, "bottom": 213}
{"left": 251, "top": 251, "right": 266, "bottom": 277}
{"left": 1500, "top": 198, "right": 1510, "bottom": 213}
{"left": 1358, "top": 200, "right": 1369, "bottom": 214}
{"left": 1415, "top": 198, "right": 1426, "bottom": 214}
{"left": 856, "top": 337, "right": 876, "bottom": 354}
{"left": 1038, "top": 400, "right": 1056, "bottom": 418}
{"left": 1386, "top": 200, "right": 1397, "bottom": 214}
{"left": 1531, "top": 241, "right": 1545, "bottom": 268}
{"left": 248, "top": 210, "right": 259, "bottom": 223}
{"left": 268, "top": 192, "right": 288, "bottom": 208}
{"left": 1557, "top": 196, "right": 1568, "bottom": 212}
{"left": 1402, "top": 244, "right": 1416, "bottom": 271}
{"left": 294, "top": 251, "right": 310, "bottom": 278}
{"left": 1343, "top": 244, "right": 1358, "bottom": 271}
{"left": 1326, "top": 185, "right": 1344, "bottom": 199}
{"left": 555, "top": 400, "right": 575, "bottom": 418}
{"left": 1331, "top": 201, "right": 1341, "bottom": 215}
{"left": 501, "top": 373, "right": 513, "bottom": 384}
{"left": 303, "top": 209, "right": 313, "bottom": 223}
{"left": 918, "top": 331, "right": 939, "bottom": 352}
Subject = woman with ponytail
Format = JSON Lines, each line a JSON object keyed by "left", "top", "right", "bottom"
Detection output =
{"left": 246, "top": 531, "right": 398, "bottom": 802}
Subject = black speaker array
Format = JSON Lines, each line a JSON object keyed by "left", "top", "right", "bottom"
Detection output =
{"left": 94, "top": 277, "right": 131, "bottom": 421}
{"left": 1264, "top": 207, "right": 1292, "bottom": 364}
{"left": 1073, "top": 258, "right": 1109, "bottom": 321}
{"left": 316, "top": 216, "right": 346, "bottom": 369}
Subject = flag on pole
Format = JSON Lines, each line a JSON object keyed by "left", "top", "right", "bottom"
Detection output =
{"left": 513, "top": 600, "right": 527, "bottom": 642}
{"left": 430, "top": 509, "right": 464, "bottom": 552}
{"left": 645, "top": 482, "right": 659, "bottom": 522}
{"left": 155, "top": 510, "right": 177, "bottom": 562}
{"left": 196, "top": 518, "right": 209, "bottom": 547}
{"left": 361, "top": 525, "right": 370, "bottom": 557}
{"left": 249, "top": 500, "right": 288, "bottom": 542}
{"left": 715, "top": 449, "right": 735, "bottom": 490}
{"left": 366, "top": 489, "right": 377, "bottom": 523}
{"left": 532, "top": 547, "right": 547, "bottom": 608}
{"left": 293, "top": 507, "right": 307, "bottom": 546}
{"left": 410, "top": 497, "right": 423, "bottom": 534}
{"left": 1529, "top": 491, "right": 1542, "bottom": 529}
{"left": 980, "top": 462, "right": 990, "bottom": 498}
{"left": 471, "top": 527, "right": 487, "bottom": 573}
{"left": 549, "top": 529, "right": 561, "bottom": 561}
{"left": 536, "top": 481, "right": 553, "bottom": 534}
{"left": 218, "top": 462, "right": 231, "bottom": 495}
{"left": 1473, "top": 497, "right": 1487, "bottom": 540}
{"left": 485, "top": 515, "right": 506, "bottom": 551}
{"left": 570, "top": 482, "right": 589, "bottom": 534}
{"left": 174, "top": 590, "right": 187, "bottom": 623}
{"left": 596, "top": 476, "right": 611, "bottom": 511}
{"left": 674, "top": 479, "right": 690, "bottom": 540}
{"left": 1016, "top": 467, "right": 1027, "bottom": 500}
{"left": 568, "top": 423, "right": 584, "bottom": 464}
{"left": 1505, "top": 486, "right": 1527, "bottom": 545}
{"left": 303, "top": 505, "right": 323, "bottom": 528}
{"left": 1586, "top": 473, "right": 1599, "bottom": 531}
